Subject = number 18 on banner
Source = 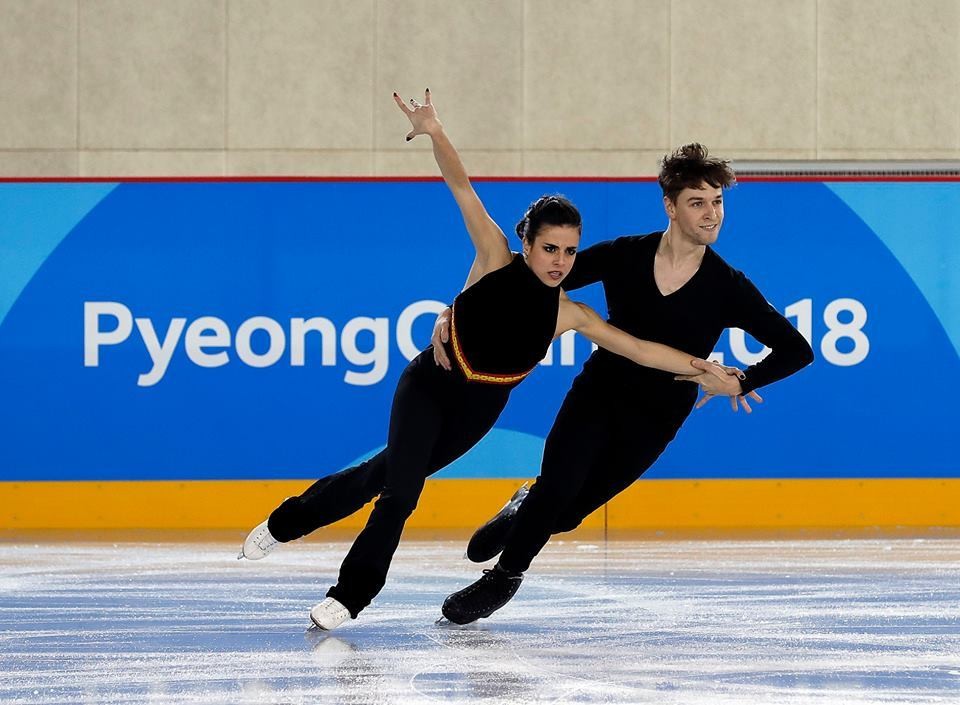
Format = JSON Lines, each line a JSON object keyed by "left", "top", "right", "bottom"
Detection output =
{"left": 721, "top": 298, "right": 869, "bottom": 368}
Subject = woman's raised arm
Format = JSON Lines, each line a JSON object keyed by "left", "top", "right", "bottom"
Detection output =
{"left": 394, "top": 89, "right": 510, "bottom": 272}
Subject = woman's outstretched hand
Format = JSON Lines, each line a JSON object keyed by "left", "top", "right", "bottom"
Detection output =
{"left": 393, "top": 88, "right": 441, "bottom": 141}
{"left": 675, "top": 359, "right": 764, "bottom": 413}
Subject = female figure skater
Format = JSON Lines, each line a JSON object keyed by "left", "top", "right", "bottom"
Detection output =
{"left": 239, "top": 90, "right": 735, "bottom": 631}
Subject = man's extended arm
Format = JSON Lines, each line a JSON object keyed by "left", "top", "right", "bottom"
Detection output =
{"left": 729, "top": 271, "right": 814, "bottom": 394}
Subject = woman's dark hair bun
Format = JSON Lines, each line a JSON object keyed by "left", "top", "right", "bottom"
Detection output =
{"left": 515, "top": 195, "right": 581, "bottom": 242}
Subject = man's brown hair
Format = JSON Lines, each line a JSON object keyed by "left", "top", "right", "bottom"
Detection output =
{"left": 658, "top": 143, "right": 736, "bottom": 203}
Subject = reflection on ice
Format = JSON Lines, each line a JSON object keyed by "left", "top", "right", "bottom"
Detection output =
{"left": 1, "top": 537, "right": 959, "bottom": 704}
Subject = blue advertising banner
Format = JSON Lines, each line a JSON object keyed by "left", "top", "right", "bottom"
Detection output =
{"left": 0, "top": 179, "right": 957, "bottom": 481}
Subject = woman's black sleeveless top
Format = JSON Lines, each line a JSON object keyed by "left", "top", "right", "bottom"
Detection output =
{"left": 448, "top": 253, "right": 560, "bottom": 386}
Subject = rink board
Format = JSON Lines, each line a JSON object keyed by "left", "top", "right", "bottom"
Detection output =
{"left": 3, "top": 478, "right": 959, "bottom": 530}
{"left": 1, "top": 177, "right": 958, "bottom": 529}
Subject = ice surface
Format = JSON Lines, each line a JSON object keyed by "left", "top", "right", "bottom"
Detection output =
{"left": 1, "top": 537, "right": 958, "bottom": 704}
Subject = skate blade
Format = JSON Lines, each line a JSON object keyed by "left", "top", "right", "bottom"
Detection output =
{"left": 237, "top": 550, "right": 245, "bottom": 560}
{"left": 310, "top": 614, "right": 338, "bottom": 631}
{"left": 435, "top": 615, "right": 486, "bottom": 629}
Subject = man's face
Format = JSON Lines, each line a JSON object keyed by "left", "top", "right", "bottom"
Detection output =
{"left": 664, "top": 183, "right": 724, "bottom": 246}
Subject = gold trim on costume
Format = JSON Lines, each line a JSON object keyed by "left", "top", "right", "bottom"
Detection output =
{"left": 449, "top": 303, "right": 534, "bottom": 385}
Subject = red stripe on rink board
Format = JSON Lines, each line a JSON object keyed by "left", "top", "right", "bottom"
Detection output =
{"left": 2, "top": 175, "right": 960, "bottom": 183}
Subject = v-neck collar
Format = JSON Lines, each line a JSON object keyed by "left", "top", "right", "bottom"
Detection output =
{"left": 651, "top": 231, "right": 708, "bottom": 298}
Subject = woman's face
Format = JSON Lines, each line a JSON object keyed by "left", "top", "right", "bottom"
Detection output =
{"left": 522, "top": 224, "right": 580, "bottom": 287}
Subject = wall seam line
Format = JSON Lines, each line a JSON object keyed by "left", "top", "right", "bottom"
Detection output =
{"left": 224, "top": 0, "right": 230, "bottom": 174}
{"left": 815, "top": 0, "right": 820, "bottom": 158}
{"left": 75, "top": 0, "right": 81, "bottom": 174}
{"left": 372, "top": 0, "right": 378, "bottom": 176}
{"left": 667, "top": 0, "right": 673, "bottom": 149}
{"left": 521, "top": 0, "right": 527, "bottom": 175}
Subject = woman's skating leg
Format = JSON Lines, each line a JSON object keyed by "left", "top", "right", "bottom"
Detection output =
{"left": 328, "top": 368, "right": 510, "bottom": 616}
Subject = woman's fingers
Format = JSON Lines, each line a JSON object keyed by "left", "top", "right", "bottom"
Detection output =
{"left": 704, "top": 363, "right": 729, "bottom": 379}
{"left": 393, "top": 92, "right": 412, "bottom": 114}
{"left": 395, "top": 91, "right": 423, "bottom": 141}
{"left": 721, "top": 364, "right": 746, "bottom": 379}
{"left": 433, "top": 344, "right": 451, "bottom": 370}
{"left": 424, "top": 87, "right": 431, "bottom": 105}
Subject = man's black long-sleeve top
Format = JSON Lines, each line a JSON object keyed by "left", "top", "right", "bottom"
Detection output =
{"left": 563, "top": 232, "right": 813, "bottom": 415}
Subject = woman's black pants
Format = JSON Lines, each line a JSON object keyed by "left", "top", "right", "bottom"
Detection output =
{"left": 267, "top": 350, "right": 511, "bottom": 617}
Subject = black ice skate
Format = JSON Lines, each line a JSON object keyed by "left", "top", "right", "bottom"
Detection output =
{"left": 441, "top": 564, "right": 523, "bottom": 624}
{"left": 466, "top": 483, "right": 529, "bottom": 563}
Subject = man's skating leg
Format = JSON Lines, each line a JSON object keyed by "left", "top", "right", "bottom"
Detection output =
{"left": 443, "top": 389, "right": 612, "bottom": 623}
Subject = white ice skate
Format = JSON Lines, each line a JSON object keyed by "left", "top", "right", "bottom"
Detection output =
{"left": 310, "top": 597, "right": 351, "bottom": 631}
{"left": 238, "top": 519, "right": 278, "bottom": 560}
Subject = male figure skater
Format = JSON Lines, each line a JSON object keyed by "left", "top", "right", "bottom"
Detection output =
{"left": 437, "top": 144, "right": 815, "bottom": 624}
